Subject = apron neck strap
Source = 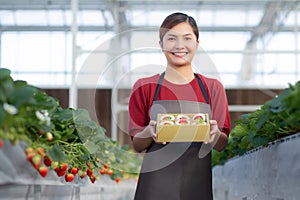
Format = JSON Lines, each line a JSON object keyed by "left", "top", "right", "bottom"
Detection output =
{"left": 153, "top": 72, "right": 209, "bottom": 104}
{"left": 153, "top": 72, "right": 165, "bottom": 101}
{"left": 194, "top": 73, "right": 209, "bottom": 104}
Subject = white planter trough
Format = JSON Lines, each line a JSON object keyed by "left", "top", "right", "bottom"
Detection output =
{"left": 0, "top": 140, "right": 136, "bottom": 200}
{"left": 213, "top": 133, "right": 300, "bottom": 200}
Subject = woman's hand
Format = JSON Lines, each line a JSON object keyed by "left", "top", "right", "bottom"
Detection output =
{"left": 205, "top": 120, "right": 228, "bottom": 151}
{"left": 133, "top": 120, "right": 166, "bottom": 152}
{"left": 148, "top": 120, "right": 167, "bottom": 145}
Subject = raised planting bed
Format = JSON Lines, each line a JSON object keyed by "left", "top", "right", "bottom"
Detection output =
{"left": 213, "top": 133, "right": 300, "bottom": 200}
{"left": 0, "top": 68, "right": 141, "bottom": 199}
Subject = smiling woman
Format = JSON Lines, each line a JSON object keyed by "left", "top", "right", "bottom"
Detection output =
{"left": 128, "top": 12, "right": 231, "bottom": 200}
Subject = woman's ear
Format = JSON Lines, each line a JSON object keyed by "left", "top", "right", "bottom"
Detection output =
{"left": 159, "top": 41, "right": 163, "bottom": 49}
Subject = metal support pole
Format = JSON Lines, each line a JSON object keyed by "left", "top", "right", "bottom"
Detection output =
{"left": 69, "top": 0, "right": 78, "bottom": 109}
{"left": 33, "top": 185, "right": 41, "bottom": 200}
{"left": 74, "top": 186, "right": 80, "bottom": 200}
{"left": 294, "top": 6, "right": 299, "bottom": 81}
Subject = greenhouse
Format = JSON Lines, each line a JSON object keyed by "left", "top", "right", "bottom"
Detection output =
{"left": 0, "top": 0, "right": 299, "bottom": 199}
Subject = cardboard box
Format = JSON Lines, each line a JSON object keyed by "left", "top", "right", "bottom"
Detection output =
{"left": 156, "top": 113, "right": 210, "bottom": 142}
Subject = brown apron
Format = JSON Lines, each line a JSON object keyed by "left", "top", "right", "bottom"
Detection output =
{"left": 134, "top": 73, "right": 213, "bottom": 200}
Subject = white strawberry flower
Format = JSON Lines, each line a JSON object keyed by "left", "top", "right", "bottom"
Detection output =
{"left": 3, "top": 103, "right": 18, "bottom": 115}
{"left": 35, "top": 110, "right": 51, "bottom": 126}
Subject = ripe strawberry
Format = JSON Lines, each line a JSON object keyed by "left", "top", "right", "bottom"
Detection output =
{"left": 107, "top": 169, "right": 113, "bottom": 176}
{"left": 43, "top": 156, "right": 52, "bottom": 167}
{"left": 31, "top": 155, "right": 42, "bottom": 169}
{"left": 86, "top": 169, "right": 93, "bottom": 177}
{"left": 57, "top": 169, "right": 66, "bottom": 177}
{"left": 100, "top": 168, "right": 106, "bottom": 175}
{"left": 69, "top": 167, "right": 78, "bottom": 175}
{"left": 115, "top": 177, "right": 120, "bottom": 184}
{"left": 0, "top": 139, "right": 4, "bottom": 148}
{"left": 60, "top": 163, "right": 68, "bottom": 171}
{"left": 103, "top": 163, "right": 108, "bottom": 169}
{"left": 65, "top": 173, "right": 74, "bottom": 182}
{"left": 90, "top": 175, "right": 96, "bottom": 183}
{"left": 38, "top": 166, "right": 48, "bottom": 177}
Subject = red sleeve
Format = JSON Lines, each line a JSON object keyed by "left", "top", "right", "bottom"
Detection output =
{"left": 128, "top": 79, "right": 152, "bottom": 139}
{"left": 206, "top": 78, "right": 231, "bottom": 137}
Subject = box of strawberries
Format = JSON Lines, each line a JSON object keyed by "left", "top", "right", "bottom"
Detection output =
{"left": 156, "top": 113, "right": 210, "bottom": 142}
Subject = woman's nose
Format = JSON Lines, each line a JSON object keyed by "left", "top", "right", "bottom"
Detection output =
{"left": 175, "top": 39, "right": 185, "bottom": 49}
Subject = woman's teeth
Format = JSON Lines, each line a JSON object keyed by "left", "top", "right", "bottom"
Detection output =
{"left": 172, "top": 52, "right": 187, "bottom": 56}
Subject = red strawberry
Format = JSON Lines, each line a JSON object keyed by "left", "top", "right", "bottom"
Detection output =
{"left": 100, "top": 168, "right": 106, "bottom": 175}
{"left": 60, "top": 163, "right": 68, "bottom": 171}
{"left": 90, "top": 175, "right": 96, "bottom": 183}
{"left": 103, "top": 163, "right": 108, "bottom": 169}
{"left": 107, "top": 169, "right": 113, "bottom": 176}
{"left": 0, "top": 139, "right": 3, "bottom": 148}
{"left": 43, "top": 156, "right": 52, "bottom": 167}
{"left": 38, "top": 166, "right": 48, "bottom": 177}
{"left": 86, "top": 169, "right": 93, "bottom": 177}
{"left": 69, "top": 167, "right": 78, "bottom": 175}
{"left": 115, "top": 177, "right": 120, "bottom": 184}
{"left": 57, "top": 169, "right": 66, "bottom": 177}
{"left": 65, "top": 173, "right": 74, "bottom": 182}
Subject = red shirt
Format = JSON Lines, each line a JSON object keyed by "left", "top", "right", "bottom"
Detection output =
{"left": 128, "top": 73, "right": 231, "bottom": 138}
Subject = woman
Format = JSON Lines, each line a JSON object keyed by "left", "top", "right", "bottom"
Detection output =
{"left": 128, "top": 12, "right": 231, "bottom": 200}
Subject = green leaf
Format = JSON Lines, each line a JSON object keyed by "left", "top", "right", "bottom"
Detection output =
{"left": 48, "top": 144, "right": 67, "bottom": 161}
{"left": 84, "top": 140, "right": 98, "bottom": 154}
{"left": 0, "top": 77, "right": 14, "bottom": 102}
{"left": 9, "top": 85, "right": 37, "bottom": 107}
{"left": 0, "top": 105, "right": 6, "bottom": 125}
{"left": 72, "top": 109, "right": 91, "bottom": 123}
{"left": 252, "top": 135, "right": 269, "bottom": 148}
{"left": 0, "top": 68, "right": 11, "bottom": 80}
{"left": 54, "top": 108, "right": 73, "bottom": 122}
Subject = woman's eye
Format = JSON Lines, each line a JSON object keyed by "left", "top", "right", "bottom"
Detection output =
{"left": 185, "top": 37, "right": 192, "bottom": 40}
{"left": 168, "top": 37, "right": 175, "bottom": 41}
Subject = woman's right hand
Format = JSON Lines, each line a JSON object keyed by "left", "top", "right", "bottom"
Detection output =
{"left": 133, "top": 120, "right": 166, "bottom": 152}
{"left": 148, "top": 120, "right": 166, "bottom": 144}
{"left": 148, "top": 120, "right": 158, "bottom": 141}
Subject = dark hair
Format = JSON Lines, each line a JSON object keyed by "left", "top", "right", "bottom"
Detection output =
{"left": 159, "top": 12, "right": 199, "bottom": 42}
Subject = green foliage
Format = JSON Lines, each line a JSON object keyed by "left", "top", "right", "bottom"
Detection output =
{"left": 0, "top": 68, "right": 142, "bottom": 181}
{"left": 212, "top": 80, "right": 300, "bottom": 166}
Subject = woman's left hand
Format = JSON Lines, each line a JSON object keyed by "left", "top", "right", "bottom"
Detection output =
{"left": 205, "top": 120, "right": 221, "bottom": 146}
{"left": 204, "top": 120, "right": 228, "bottom": 151}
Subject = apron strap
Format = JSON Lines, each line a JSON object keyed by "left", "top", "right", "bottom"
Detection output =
{"left": 153, "top": 72, "right": 165, "bottom": 101}
{"left": 153, "top": 72, "right": 210, "bottom": 104}
{"left": 194, "top": 73, "right": 209, "bottom": 104}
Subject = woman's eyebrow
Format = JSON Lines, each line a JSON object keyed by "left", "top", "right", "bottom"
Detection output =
{"left": 166, "top": 33, "right": 193, "bottom": 37}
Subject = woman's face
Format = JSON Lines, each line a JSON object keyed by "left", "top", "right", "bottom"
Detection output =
{"left": 160, "top": 22, "right": 199, "bottom": 68}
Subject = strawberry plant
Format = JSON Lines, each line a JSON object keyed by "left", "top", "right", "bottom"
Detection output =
{"left": 0, "top": 68, "right": 142, "bottom": 183}
{"left": 212, "top": 80, "right": 300, "bottom": 166}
